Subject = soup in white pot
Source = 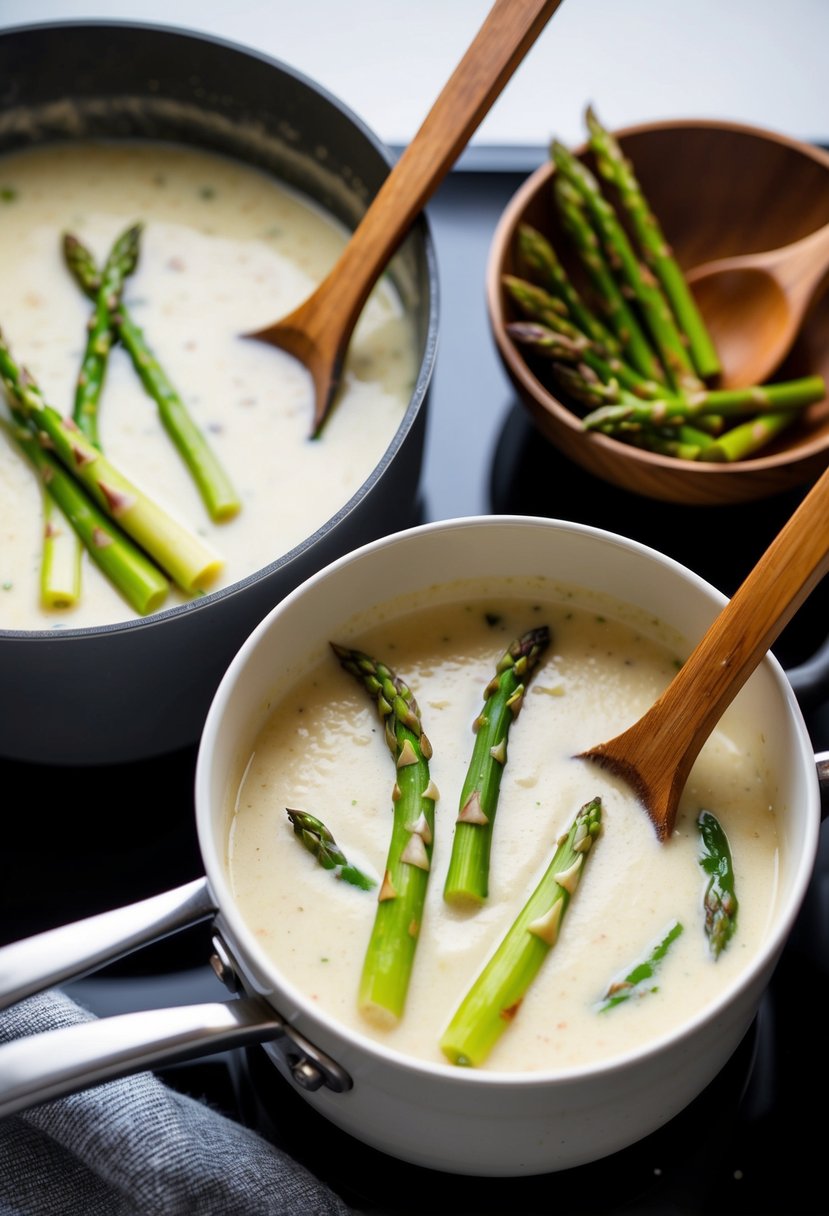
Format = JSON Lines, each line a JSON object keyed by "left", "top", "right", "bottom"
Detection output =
{"left": 226, "top": 575, "right": 780, "bottom": 1074}
{"left": 0, "top": 140, "right": 418, "bottom": 630}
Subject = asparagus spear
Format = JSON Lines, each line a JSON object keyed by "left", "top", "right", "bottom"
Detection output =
{"left": 698, "top": 412, "right": 797, "bottom": 463}
{"left": 545, "top": 361, "right": 623, "bottom": 411}
{"left": 627, "top": 429, "right": 707, "bottom": 462}
{"left": 517, "top": 223, "right": 620, "bottom": 352}
{"left": 440, "top": 796, "right": 602, "bottom": 1068}
{"left": 503, "top": 282, "right": 663, "bottom": 398}
{"left": 40, "top": 224, "right": 142, "bottom": 608}
{"left": 38, "top": 493, "right": 82, "bottom": 609}
{"left": 2, "top": 415, "right": 169, "bottom": 615}
{"left": 330, "top": 642, "right": 439, "bottom": 1024}
{"left": 63, "top": 230, "right": 241, "bottom": 523}
{"left": 443, "top": 625, "right": 550, "bottom": 907}
{"left": 596, "top": 920, "right": 684, "bottom": 1012}
{"left": 553, "top": 175, "right": 665, "bottom": 384}
{"left": 70, "top": 223, "right": 141, "bottom": 448}
{"left": 552, "top": 139, "right": 703, "bottom": 394}
{"left": 585, "top": 105, "right": 721, "bottom": 381}
{"left": 582, "top": 375, "right": 827, "bottom": 433}
{"left": 286, "top": 808, "right": 376, "bottom": 891}
{"left": 697, "top": 810, "right": 738, "bottom": 958}
{"left": 0, "top": 329, "right": 222, "bottom": 595}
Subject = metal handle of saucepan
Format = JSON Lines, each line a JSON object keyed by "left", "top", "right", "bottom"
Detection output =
{"left": 816, "top": 751, "right": 829, "bottom": 820}
{"left": 0, "top": 879, "right": 216, "bottom": 1010}
{"left": 0, "top": 878, "right": 351, "bottom": 1119}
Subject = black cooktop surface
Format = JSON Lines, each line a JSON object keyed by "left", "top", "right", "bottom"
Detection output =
{"left": 3, "top": 165, "right": 828, "bottom": 1216}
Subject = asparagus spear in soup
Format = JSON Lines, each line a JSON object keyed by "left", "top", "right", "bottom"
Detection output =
{"left": 596, "top": 919, "right": 684, "bottom": 1012}
{"left": 63, "top": 227, "right": 241, "bottom": 523}
{"left": 3, "top": 413, "right": 168, "bottom": 616}
{"left": 0, "top": 328, "right": 222, "bottom": 595}
{"left": 286, "top": 808, "right": 376, "bottom": 892}
{"left": 69, "top": 223, "right": 141, "bottom": 448}
{"left": 331, "top": 643, "right": 439, "bottom": 1024}
{"left": 440, "top": 796, "right": 602, "bottom": 1068}
{"left": 38, "top": 223, "right": 142, "bottom": 609}
{"left": 697, "top": 810, "right": 738, "bottom": 958}
{"left": 443, "top": 624, "right": 550, "bottom": 907}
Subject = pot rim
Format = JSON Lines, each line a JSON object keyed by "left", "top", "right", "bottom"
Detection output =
{"left": 0, "top": 16, "right": 440, "bottom": 643}
{"left": 196, "top": 511, "right": 821, "bottom": 1089}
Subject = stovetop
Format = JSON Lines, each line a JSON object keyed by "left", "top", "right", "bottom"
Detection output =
{"left": 3, "top": 164, "right": 829, "bottom": 1215}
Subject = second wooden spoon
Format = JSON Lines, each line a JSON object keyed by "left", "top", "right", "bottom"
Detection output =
{"left": 578, "top": 464, "right": 829, "bottom": 841}
{"left": 245, "top": 0, "right": 563, "bottom": 436}
{"left": 686, "top": 218, "right": 829, "bottom": 389}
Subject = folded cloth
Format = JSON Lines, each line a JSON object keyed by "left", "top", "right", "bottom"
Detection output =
{"left": 0, "top": 989, "right": 354, "bottom": 1216}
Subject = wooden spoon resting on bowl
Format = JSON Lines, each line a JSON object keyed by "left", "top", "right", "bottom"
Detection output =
{"left": 686, "top": 218, "right": 829, "bottom": 389}
{"left": 245, "top": 0, "right": 563, "bottom": 437}
{"left": 578, "top": 463, "right": 829, "bottom": 841}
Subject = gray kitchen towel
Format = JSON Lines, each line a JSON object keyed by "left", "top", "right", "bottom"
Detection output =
{"left": 0, "top": 989, "right": 354, "bottom": 1216}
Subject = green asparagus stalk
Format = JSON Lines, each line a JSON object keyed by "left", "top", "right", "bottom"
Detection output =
{"left": 546, "top": 361, "right": 622, "bottom": 410}
{"left": 628, "top": 423, "right": 716, "bottom": 462}
{"left": 582, "top": 375, "right": 827, "bottom": 433}
{"left": 443, "top": 625, "right": 550, "bottom": 907}
{"left": 698, "top": 412, "right": 797, "bottom": 463}
{"left": 553, "top": 175, "right": 665, "bottom": 384}
{"left": 0, "top": 329, "right": 222, "bottom": 595}
{"left": 596, "top": 920, "right": 684, "bottom": 1012}
{"left": 503, "top": 282, "right": 663, "bottom": 398}
{"left": 70, "top": 223, "right": 141, "bottom": 448}
{"left": 40, "top": 224, "right": 143, "bottom": 608}
{"left": 331, "top": 642, "right": 439, "bottom": 1024}
{"left": 585, "top": 105, "right": 721, "bottom": 381}
{"left": 504, "top": 317, "right": 590, "bottom": 365}
{"left": 697, "top": 810, "right": 738, "bottom": 958}
{"left": 63, "top": 230, "right": 241, "bottom": 523}
{"left": 38, "top": 493, "right": 82, "bottom": 609}
{"left": 517, "top": 223, "right": 620, "bottom": 352}
{"left": 286, "top": 808, "right": 376, "bottom": 891}
{"left": 552, "top": 139, "right": 703, "bottom": 394}
{"left": 440, "top": 796, "right": 602, "bottom": 1068}
{"left": 3, "top": 415, "right": 169, "bottom": 615}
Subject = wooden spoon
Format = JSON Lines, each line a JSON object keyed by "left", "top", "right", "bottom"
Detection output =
{"left": 245, "top": 0, "right": 563, "bottom": 436}
{"left": 578, "top": 463, "right": 829, "bottom": 841}
{"left": 686, "top": 218, "right": 829, "bottom": 389}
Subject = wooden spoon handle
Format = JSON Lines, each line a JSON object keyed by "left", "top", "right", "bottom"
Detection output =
{"left": 293, "top": 0, "right": 562, "bottom": 346}
{"left": 633, "top": 465, "right": 829, "bottom": 786}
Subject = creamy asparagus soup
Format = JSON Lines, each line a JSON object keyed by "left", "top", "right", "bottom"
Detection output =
{"left": 0, "top": 140, "right": 418, "bottom": 630}
{"left": 226, "top": 577, "right": 780, "bottom": 1073}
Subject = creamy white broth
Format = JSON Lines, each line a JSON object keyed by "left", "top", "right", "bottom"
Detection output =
{"left": 226, "top": 579, "right": 780, "bottom": 1073}
{"left": 0, "top": 140, "right": 418, "bottom": 630}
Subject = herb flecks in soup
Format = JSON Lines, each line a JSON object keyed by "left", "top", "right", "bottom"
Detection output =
{"left": 0, "top": 141, "right": 418, "bottom": 630}
{"left": 227, "top": 580, "right": 779, "bottom": 1073}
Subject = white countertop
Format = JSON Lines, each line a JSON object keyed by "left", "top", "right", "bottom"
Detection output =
{"left": 0, "top": 0, "right": 827, "bottom": 160}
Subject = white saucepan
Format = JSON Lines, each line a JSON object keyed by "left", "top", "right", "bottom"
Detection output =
{"left": 0, "top": 515, "right": 822, "bottom": 1176}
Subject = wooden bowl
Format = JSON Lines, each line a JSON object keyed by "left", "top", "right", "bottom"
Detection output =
{"left": 486, "top": 118, "right": 829, "bottom": 505}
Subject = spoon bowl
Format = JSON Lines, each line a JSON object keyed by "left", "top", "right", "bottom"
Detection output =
{"left": 687, "top": 220, "right": 829, "bottom": 388}
{"left": 247, "top": 0, "right": 563, "bottom": 436}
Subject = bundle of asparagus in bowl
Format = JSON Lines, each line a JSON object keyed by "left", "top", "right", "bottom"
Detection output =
{"left": 487, "top": 109, "right": 829, "bottom": 505}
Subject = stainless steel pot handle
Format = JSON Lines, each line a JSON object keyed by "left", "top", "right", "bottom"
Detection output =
{"left": 816, "top": 750, "right": 829, "bottom": 819}
{"left": 787, "top": 637, "right": 829, "bottom": 711}
{"left": 0, "top": 997, "right": 283, "bottom": 1118}
{"left": 0, "top": 877, "right": 354, "bottom": 1117}
{"left": 0, "top": 878, "right": 216, "bottom": 1011}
